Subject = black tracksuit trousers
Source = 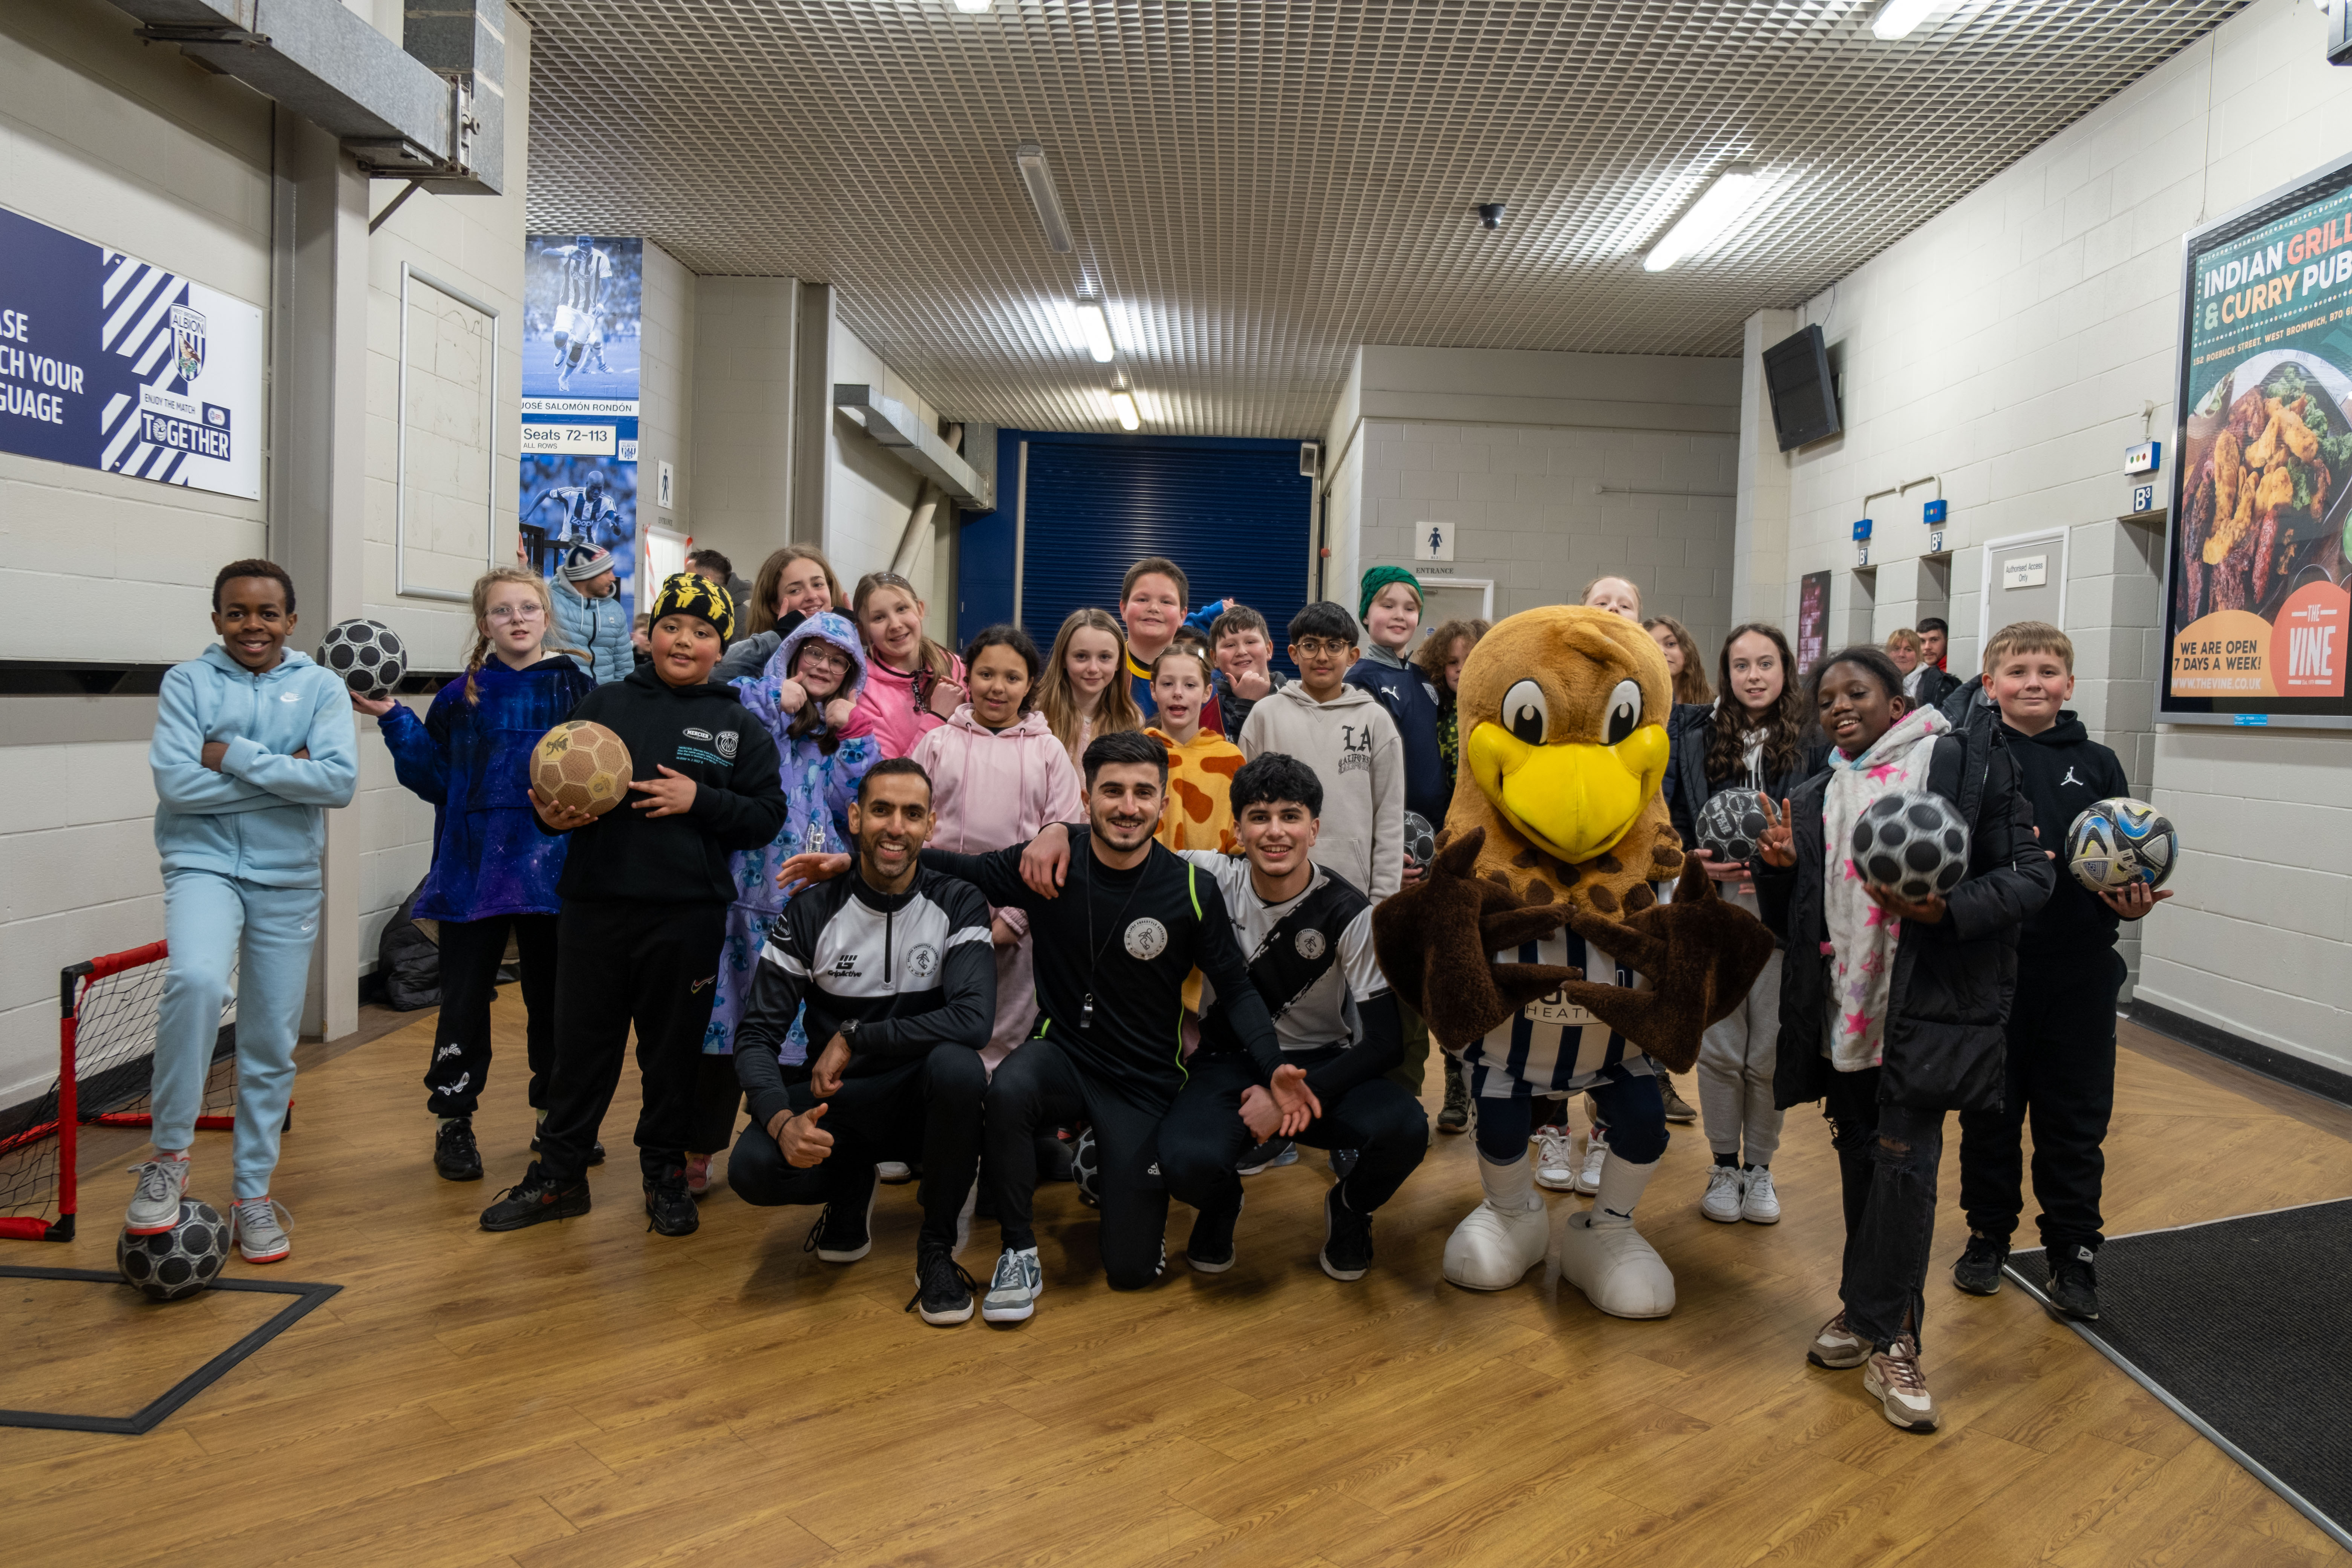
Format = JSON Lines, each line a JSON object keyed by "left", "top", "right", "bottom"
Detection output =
{"left": 1959, "top": 951, "right": 2125, "bottom": 1255}
{"left": 1160, "top": 1052, "right": 1428, "bottom": 1219}
{"left": 424, "top": 913, "right": 558, "bottom": 1118}
{"left": 726, "top": 1044, "right": 987, "bottom": 1247}
{"left": 538, "top": 899, "right": 726, "bottom": 1184}
{"left": 985, "top": 1037, "right": 1171, "bottom": 1290}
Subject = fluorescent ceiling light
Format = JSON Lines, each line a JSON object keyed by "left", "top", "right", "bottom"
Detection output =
{"left": 1871, "top": 0, "right": 1940, "bottom": 39}
{"left": 953, "top": 0, "right": 992, "bottom": 12}
{"left": 1109, "top": 390, "right": 1140, "bottom": 431}
{"left": 1014, "top": 142, "right": 1075, "bottom": 254}
{"left": 1643, "top": 165, "right": 1765, "bottom": 272}
{"left": 1073, "top": 299, "right": 1116, "bottom": 362}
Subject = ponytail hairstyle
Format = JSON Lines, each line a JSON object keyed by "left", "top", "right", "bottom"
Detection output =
{"left": 1040, "top": 607, "right": 1144, "bottom": 756}
{"left": 962, "top": 623, "right": 1044, "bottom": 715}
{"left": 1705, "top": 622, "right": 1807, "bottom": 786}
{"left": 463, "top": 566, "right": 576, "bottom": 705}
{"left": 749, "top": 544, "right": 844, "bottom": 637}
{"left": 851, "top": 571, "right": 957, "bottom": 708}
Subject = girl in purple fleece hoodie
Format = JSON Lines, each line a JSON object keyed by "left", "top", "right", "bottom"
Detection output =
{"left": 911, "top": 625, "right": 1083, "bottom": 1068}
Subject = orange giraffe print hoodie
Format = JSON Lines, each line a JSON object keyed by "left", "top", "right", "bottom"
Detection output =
{"left": 1149, "top": 726, "right": 1245, "bottom": 853}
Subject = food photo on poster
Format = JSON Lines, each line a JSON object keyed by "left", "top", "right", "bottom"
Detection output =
{"left": 2167, "top": 158, "right": 2352, "bottom": 723}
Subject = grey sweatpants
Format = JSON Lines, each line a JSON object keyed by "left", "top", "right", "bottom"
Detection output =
{"left": 1697, "top": 947, "right": 1783, "bottom": 1166}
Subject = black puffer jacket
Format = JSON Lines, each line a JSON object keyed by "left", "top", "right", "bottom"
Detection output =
{"left": 1756, "top": 718, "right": 2053, "bottom": 1113}
{"left": 1661, "top": 701, "right": 1829, "bottom": 847}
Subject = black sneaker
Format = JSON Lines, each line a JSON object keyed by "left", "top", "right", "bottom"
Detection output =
{"left": 1320, "top": 1182, "right": 1373, "bottom": 1282}
{"left": 2047, "top": 1245, "right": 2101, "bottom": 1321}
{"left": 479, "top": 1162, "right": 590, "bottom": 1231}
{"left": 530, "top": 1130, "right": 604, "bottom": 1166}
{"left": 1236, "top": 1138, "right": 1296, "bottom": 1176}
{"left": 644, "top": 1168, "right": 698, "bottom": 1236}
{"left": 905, "top": 1240, "right": 978, "bottom": 1326}
{"left": 1952, "top": 1232, "right": 2009, "bottom": 1295}
{"left": 1185, "top": 1192, "right": 1243, "bottom": 1273}
{"left": 804, "top": 1168, "right": 878, "bottom": 1262}
{"left": 1437, "top": 1065, "right": 1471, "bottom": 1135}
{"left": 434, "top": 1118, "right": 484, "bottom": 1182}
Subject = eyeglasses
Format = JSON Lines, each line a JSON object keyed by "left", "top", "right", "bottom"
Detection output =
{"left": 486, "top": 604, "right": 546, "bottom": 623}
{"left": 1292, "top": 637, "right": 1354, "bottom": 657}
{"left": 796, "top": 646, "right": 850, "bottom": 671}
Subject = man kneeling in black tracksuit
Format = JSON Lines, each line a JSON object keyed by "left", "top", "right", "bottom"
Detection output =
{"left": 1026, "top": 753, "right": 1426, "bottom": 1282}
{"left": 729, "top": 757, "right": 998, "bottom": 1326}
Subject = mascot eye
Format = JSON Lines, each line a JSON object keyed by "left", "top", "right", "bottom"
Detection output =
{"left": 1502, "top": 678, "right": 1548, "bottom": 745}
{"left": 1604, "top": 679, "right": 1642, "bottom": 746}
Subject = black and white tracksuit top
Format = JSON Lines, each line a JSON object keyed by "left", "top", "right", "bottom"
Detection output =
{"left": 733, "top": 867, "right": 995, "bottom": 1131}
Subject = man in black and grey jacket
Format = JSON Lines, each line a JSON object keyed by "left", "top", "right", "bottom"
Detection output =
{"left": 729, "top": 757, "right": 997, "bottom": 1325}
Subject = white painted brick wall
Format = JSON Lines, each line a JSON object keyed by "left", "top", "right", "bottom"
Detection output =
{"left": 1753, "top": 0, "right": 2351, "bottom": 1073}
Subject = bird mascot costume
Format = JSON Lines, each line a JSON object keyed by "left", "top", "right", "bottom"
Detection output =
{"left": 1373, "top": 606, "right": 1773, "bottom": 1316}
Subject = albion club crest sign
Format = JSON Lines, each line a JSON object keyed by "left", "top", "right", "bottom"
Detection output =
{"left": 0, "top": 204, "right": 263, "bottom": 500}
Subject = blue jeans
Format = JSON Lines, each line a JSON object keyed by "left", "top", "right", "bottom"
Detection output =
{"left": 157, "top": 870, "right": 322, "bottom": 1199}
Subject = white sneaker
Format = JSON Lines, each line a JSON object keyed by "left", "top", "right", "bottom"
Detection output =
{"left": 1741, "top": 1167, "right": 1782, "bottom": 1224}
{"left": 876, "top": 1161, "right": 914, "bottom": 1184}
{"left": 1573, "top": 1132, "right": 1607, "bottom": 1196}
{"left": 1701, "top": 1164, "right": 1746, "bottom": 1223}
{"left": 982, "top": 1246, "right": 1043, "bottom": 1323}
{"left": 1532, "top": 1127, "right": 1577, "bottom": 1191}
{"left": 124, "top": 1154, "right": 191, "bottom": 1235}
{"left": 230, "top": 1196, "right": 292, "bottom": 1263}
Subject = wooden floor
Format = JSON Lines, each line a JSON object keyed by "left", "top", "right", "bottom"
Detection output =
{"left": 4, "top": 1003, "right": 2348, "bottom": 1568}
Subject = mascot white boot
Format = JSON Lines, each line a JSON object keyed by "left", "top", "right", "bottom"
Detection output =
{"left": 1444, "top": 1152, "right": 1551, "bottom": 1290}
{"left": 1556, "top": 1150, "right": 1676, "bottom": 1318}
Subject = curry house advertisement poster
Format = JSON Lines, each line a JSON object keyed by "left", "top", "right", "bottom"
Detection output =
{"left": 2168, "top": 158, "right": 2352, "bottom": 723}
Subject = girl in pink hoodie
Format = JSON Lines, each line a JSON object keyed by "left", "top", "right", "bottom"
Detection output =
{"left": 850, "top": 570, "right": 967, "bottom": 758}
{"left": 910, "top": 624, "right": 1084, "bottom": 1068}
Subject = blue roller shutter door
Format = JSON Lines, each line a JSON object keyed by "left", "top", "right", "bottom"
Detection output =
{"left": 1018, "top": 439, "right": 1311, "bottom": 671}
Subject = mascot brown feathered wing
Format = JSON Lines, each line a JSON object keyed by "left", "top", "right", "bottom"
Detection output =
{"left": 1374, "top": 606, "right": 1773, "bottom": 1315}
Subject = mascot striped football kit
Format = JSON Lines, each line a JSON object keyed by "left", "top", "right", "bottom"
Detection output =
{"left": 1374, "top": 607, "right": 1773, "bottom": 1316}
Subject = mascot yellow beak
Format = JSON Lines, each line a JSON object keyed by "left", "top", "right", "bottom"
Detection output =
{"left": 1466, "top": 721, "right": 1669, "bottom": 865}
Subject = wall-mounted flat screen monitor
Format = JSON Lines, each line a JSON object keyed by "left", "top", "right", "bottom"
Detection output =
{"left": 1763, "top": 324, "right": 1841, "bottom": 451}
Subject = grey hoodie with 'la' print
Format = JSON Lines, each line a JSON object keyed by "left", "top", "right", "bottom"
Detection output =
{"left": 1234, "top": 680, "right": 1405, "bottom": 902}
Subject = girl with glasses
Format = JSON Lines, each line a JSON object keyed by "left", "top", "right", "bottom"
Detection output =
{"left": 356, "top": 566, "right": 596, "bottom": 1183}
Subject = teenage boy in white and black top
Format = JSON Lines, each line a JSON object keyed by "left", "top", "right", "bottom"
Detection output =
{"left": 791, "top": 730, "right": 1302, "bottom": 1325}
{"left": 730, "top": 758, "right": 998, "bottom": 1325}
{"left": 1025, "top": 752, "right": 1425, "bottom": 1282}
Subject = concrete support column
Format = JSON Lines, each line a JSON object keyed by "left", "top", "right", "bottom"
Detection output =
{"left": 686, "top": 274, "right": 798, "bottom": 567}
{"left": 270, "top": 112, "right": 369, "bottom": 1043}
{"left": 1731, "top": 308, "right": 1799, "bottom": 626}
{"left": 792, "top": 281, "right": 834, "bottom": 547}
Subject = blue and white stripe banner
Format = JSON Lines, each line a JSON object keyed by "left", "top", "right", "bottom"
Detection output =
{"left": 1, "top": 204, "right": 263, "bottom": 500}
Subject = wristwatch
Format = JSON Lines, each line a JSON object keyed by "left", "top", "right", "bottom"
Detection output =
{"left": 838, "top": 1019, "right": 860, "bottom": 1044}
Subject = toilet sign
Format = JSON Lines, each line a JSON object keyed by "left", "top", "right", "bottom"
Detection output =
{"left": 1415, "top": 521, "right": 1456, "bottom": 562}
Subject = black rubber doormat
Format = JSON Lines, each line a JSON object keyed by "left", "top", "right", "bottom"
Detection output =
{"left": 0, "top": 1266, "right": 340, "bottom": 1435}
{"left": 2007, "top": 1197, "right": 2352, "bottom": 1553}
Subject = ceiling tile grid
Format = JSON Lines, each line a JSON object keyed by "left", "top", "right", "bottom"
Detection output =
{"left": 523, "top": 0, "right": 2250, "bottom": 438}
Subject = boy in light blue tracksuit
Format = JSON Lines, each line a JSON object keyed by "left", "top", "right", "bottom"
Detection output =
{"left": 131, "top": 559, "right": 358, "bottom": 1264}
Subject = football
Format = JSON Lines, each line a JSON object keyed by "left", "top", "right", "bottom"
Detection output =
{"left": 2067, "top": 797, "right": 2178, "bottom": 892}
{"left": 1402, "top": 811, "right": 1438, "bottom": 873}
{"left": 117, "top": 1199, "right": 230, "bottom": 1302}
{"left": 531, "top": 721, "right": 632, "bottom": 816}
{"left": 1697, "top": 788, "right": 1772, "bottom": 864}
{"left": 1850, "top": 792, "right": 1972, "bottom": 904}
{"left": 317, "top": 618, "right": 408, "bottom": 700}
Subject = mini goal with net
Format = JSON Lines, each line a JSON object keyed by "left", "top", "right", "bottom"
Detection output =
{"left": 0, "top": 942, "right": 239, "bottom": 1243}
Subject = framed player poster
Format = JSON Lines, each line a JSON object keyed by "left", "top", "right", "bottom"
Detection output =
{"left": 521, "top": 236, "right": 642, "bottom": 415}
{"left": 2164, "top": 152, "right": 2352, "bottom": 727}
{"left": 1794, "top": 570, "right": 1831, "bottom": 677}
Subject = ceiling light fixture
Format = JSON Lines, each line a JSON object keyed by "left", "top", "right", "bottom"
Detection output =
{"left": 1013, "top": 142, "right": 1075, "bottom": 254}
{"left": 1870, "top": 0, "right": 1940, "bottom": 40}
{"left": 1073, "top": 298, "right": 1116, "bottom": 362}
{"left": 1109, "top": 389, "right": 1141, "bottom": 431}
{"left": 1477, "top": 202, "right": 1506, "bottom": 230}
{"left": 953, "top": 0, "right": 992, "bottom": 12}
{"left": 1643, "top": 165, "right": 1765, "bottom": 272}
